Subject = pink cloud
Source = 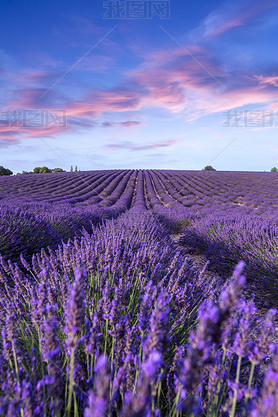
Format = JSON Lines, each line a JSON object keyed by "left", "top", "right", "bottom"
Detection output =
{"left": 120, "top": 121, "right": 142, "bottom": 127}
{"left": 205, "top": 20, "right": 244, "bottom": 38}
{"left": 0, "top": 123, "right": 69, "bottom": 144}
{"left": 63, "top": 89, "right": 143, "bottom": 120}
{"left": 15, "top": 71, "right": 66, "bottom": 87}
{"left": 194, "top": 88, "right": 278, "bottom": 118}
{"left": 128, "top": 45, "right": 278, "bottom": 120}
{"left": 105, "top": 143, "right": 125, "bottom": 149}
{"left": 101, "top": 120, "right": 142, "bottom": 128}
{"left": 192, "top": 0, "right": 277, "bottom": 39}
{"left": 4, "top": 88, "right": 67, "bottom": 110}
{"left": 0, "top": 85, "right": 145, "bottom": 144}
{"left": 0, "top": 82, "right": 144, "bottom": 140}
{"left": 269, "top": 102, "right": 278, "bottom": 111}
{"left": 105, "top": 139, "right": 176, "bottom": 151}
{"left": 128, "top": 47, "right": 230, "bottom": 113}
{"left": 255, "top": 75, "right": 278, "bottom": 87}
{"left": 133, "top": 140, "right": 176, "bottom": 150}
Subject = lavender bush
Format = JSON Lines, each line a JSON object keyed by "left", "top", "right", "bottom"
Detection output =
{"left": 0, "top": 212, "right": 276, "bottom": 416}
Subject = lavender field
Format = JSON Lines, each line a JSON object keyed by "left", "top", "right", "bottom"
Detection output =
{"left": 0, "top": 169, "right": 277, "bottom": 416}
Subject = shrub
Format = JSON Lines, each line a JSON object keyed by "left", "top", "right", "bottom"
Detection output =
{"left": 203, "top": 165, "right": 216, "bottom": 171}
{"left": 0, "top": 166, "right": 13, "bottom": 176}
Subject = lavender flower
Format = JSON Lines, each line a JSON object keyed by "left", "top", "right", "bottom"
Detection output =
{"left": 64, "top": 268, "right": 86, "bottom": 351}
{"left": 41, "top": 304, "right": 63, "bottom": 414}
{"left": 251, "top": 344, "right": 278, "bottom": 417}
{"left": 249, "top": 309, "right": 277, "bottom": 364}
{"left": 177, "top": 301, "right": 220, "bottom": 414}
{"left": 84, "top": 354, "right": 111, "bottom": 417}
{"left": 121, "top": 351, "right": 162, "bottom": 417}
{"left": 144, "top": 291, "right": 170, "bottom": 359}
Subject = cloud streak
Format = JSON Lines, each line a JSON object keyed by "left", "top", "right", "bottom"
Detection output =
{"left": 191, "top": 0, "right": 277, "bottom": 39}
{"left": 105, "top": 139, "right": 176, "bottom": 151}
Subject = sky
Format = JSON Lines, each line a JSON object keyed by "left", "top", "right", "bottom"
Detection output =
{"left": 0, "top": 0, "right": 278, "bottom": 173}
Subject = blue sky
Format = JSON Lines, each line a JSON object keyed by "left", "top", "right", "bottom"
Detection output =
{"left": 0, "top": 0, "right": 278, "bottom": 172}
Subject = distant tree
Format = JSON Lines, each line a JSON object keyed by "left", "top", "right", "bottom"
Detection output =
{"left": 203, "top": 165, "right": 216, "bottom": 171}
{"left": 40, "top": 166, "right": 52, "bottom": 173}
{"left": 271, "top": 167, "right": 277, "bottom": 172}
{"left": 33, "top": 166, "right": 52, "bottom": 174}
{"left": 0, "top": 166, "right": 13, "bottom": 176}
{"left": 18, "top": 167, "right": 65, "bottom": 174}
{"left": 75, "top": 165, "right": 78, "bottom": 172}
{"left": 70, "top": 165, "right": 73, "bottom": 172}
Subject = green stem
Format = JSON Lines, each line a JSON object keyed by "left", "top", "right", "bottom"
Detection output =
{"left": 248, "top": 362, "right": 255, "bottom": 390}
{"left": 230, "top": 355, "right": 242, "bottom": 417}
{"left": 12, "top": 341, "right": 24, "bottom": 417}
{"left": 66, "top": 346, "right": 75, "bottom": 415}
{"left": 173, "top": 386, "right": 182, "bottom": 416}
{"left": 215, "top": 359, "right": 232, "bottom": 417}
{"left": 157, "top": 378, "right": 162, "bottom": 409}
{"left": 74, "top": 392, "right": 78, "bottom": 417}
{"left": 86, "top": 353, "right": 90, "bottom": 379}
{"left": 37, "top": 326, "right": 47, "bottom": 417}
{"left": 104, "top": 319, "right": 109, "bottom": 355}
{"left": 236, "top": 356, "right": 241, "bottom": 384}
{"left": 12, "top": 340, "right": 19, "bottom": 381}
{"left": 109, "top": 338, "right": 115, "bottom": 410}
{"left": 133, "top": 331, "right": 144, "bottom": 394}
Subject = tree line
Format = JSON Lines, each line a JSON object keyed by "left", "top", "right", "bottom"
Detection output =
{"left": 17, "top": 167, "right": 66, "bottom": 175}
{"left": 1, "top": 165, "right": 278, "bottom": 176}
{"left": 0, "top": 165, "right": 80, "bottom": 176}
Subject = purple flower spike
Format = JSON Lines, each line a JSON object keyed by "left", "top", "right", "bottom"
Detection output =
{"left": 251, "top": 344, "right": 278, "bottom": 416}
{"left": 250, "top": 309, "right": 277, "bottom": 364}
{"left": 64, "top": 267, "right": 86, "bottom": 351}
{"left": 144, "top": 291, "right": 170, "bottom": 358}
{"left": 84, "top": 354, "right": 111, "bottom": 417}
{"left": 121, "top": 350, "right": 162, "bottom": 417}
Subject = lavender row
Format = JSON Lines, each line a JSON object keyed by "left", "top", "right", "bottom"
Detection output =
{"left": 0, "top": 202, "right": 125, "bottom": 262}
{"left": 129, "top": 169, "right": 148, "bottom": 211}
{"left": 1, "top": 170, "right": 278, "bottom": 211}
{"left": 151, "top": 203, "right": 278, "bottom": 308}
{"left": 177, "top": 209, "right": 278, "bottom": 301}
{"left": 99, "top": 170, "right": 133, "bottom": 206}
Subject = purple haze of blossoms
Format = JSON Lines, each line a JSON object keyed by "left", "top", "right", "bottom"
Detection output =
{"left": 0, "top": 170, "right": 277, "bottom": 416}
